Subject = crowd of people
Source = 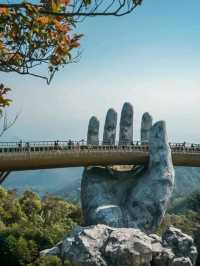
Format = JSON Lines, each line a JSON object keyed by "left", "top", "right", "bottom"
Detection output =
{"left": 1, "top": 140, "right": 200, "bottom": 153}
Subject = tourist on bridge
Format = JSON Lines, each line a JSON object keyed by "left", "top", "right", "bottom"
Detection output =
{"left": 25, "top": 142, "right": 30, "bottom": 152}
{"left": 54, "top": 140, "right": 59, "bottom": 150}
{"left": 18, "top": 140, "right": 22, "bottom": 150}
{"left": 191, "top": 144, "right": 195, "bottom": 152}
{"left": 68, "top": 139, "right": 73, "bottom": 150}
{"left": 76, "top": 141, "right": 80, "bottom": 150}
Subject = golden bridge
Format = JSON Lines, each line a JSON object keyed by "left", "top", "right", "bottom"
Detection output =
{"left": 0, "top": 141, "right": 200, "bottom": 174}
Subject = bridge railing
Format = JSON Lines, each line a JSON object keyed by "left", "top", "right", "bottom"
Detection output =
{"left": 0, "top": 142, "right": 149, "bottom": 154}
{"left": 0, "top": 141, "right": 200, "bottom": 154}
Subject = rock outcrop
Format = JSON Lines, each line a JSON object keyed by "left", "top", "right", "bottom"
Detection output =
{"left": 41, "top": 225, "right": 197, "bottom": 266}
{"left": 81, "top": 103, "right": 174, "bottom": 234}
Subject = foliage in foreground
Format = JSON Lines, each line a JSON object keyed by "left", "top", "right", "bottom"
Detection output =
{"left": 0, "top": 187, "right": 82, "bottom": 266}
{"left": 1, "top": 186, "right": 200, "bottom": 266}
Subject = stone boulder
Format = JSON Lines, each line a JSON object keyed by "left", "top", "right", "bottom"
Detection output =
{"left": 162, "top": 226, "right": 198, "bottom": 265}
{"left": 41, "top": 225, "right": 197, "bottom": 266}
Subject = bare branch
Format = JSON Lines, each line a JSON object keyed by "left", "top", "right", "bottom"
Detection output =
{"left": 0, "top": 0, "right": 141, "bottom": 18}
{"left": 0, "top": 110, "right": 20, "bottom": 137}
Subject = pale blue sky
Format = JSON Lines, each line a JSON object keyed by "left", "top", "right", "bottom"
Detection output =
{"left": 1, "top": 0, "right": 200, "bottom": 143}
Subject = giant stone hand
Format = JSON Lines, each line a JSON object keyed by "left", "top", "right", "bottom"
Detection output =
{"left": 81, "top": 103, "right": 175, "bottom": 234}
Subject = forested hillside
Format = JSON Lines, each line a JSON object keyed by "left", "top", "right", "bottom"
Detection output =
{"left": 1, "top": 186, "right": 200, "bottom": 265}
{"left": 0, "top": 187, "right": 82, "bottom": 266}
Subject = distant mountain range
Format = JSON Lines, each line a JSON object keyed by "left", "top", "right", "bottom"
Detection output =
{"left": 3, "top": 166, "right": 200, "bottom": 200}
{"left": 3, "top": 168, "right": 82, "bottom": 200}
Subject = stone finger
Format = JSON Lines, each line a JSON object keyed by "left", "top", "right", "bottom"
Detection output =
{"left": 103, "top": 108, "right": 117, "bottom": 145}
{"left": 141, "top": 112, "right": 153, "bottom": 144}
{"left": 119, "top": 102, "right": 134, "bottom": 145}
{"left": 87, "top": 116, "right": 100, "bottom": 145}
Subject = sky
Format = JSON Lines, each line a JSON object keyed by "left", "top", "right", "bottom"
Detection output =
{"left": 1, "top": 0, "right": 200, "bottom": 144}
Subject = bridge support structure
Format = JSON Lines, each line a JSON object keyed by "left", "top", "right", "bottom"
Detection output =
{"left": 0, "top": 171, "right": 11, "bottom": 184}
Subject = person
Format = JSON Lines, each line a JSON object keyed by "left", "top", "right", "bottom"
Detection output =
{"left": 76, "top": 141, "right": 80, "bottom": 150}
{"left": 80, "top": 139, "right": 86, "bottom": 150}
{"left": 191, "top": 143, "right": 195, "bottom": 152}
{"left": 25, "top": 142, "right": 30, "bottom": 152}
{"left": 18, "top": 140, "right": 22, "bottom": 150}
{"left": 54, "top": 140, "right": 58, "bottom": 150}
{"left": 68, "top": 139, "right": 72, "bottom": 150}
{"left": 135, "top": 141, "right": 139, "bottom": 150}
{"left": 175, "top": 143, "right": 180, "bottom": 151}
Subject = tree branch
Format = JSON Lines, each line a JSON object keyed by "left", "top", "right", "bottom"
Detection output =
{"left": 0, "top": 110, "right": 20, "bottom": 137}
{"left": 0, "top": 1, "right": 140, "bottom": 17}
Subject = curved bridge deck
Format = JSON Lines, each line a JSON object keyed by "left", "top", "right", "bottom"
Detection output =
{"left": 0, "top": 141, "right": 200, "bottom": 171}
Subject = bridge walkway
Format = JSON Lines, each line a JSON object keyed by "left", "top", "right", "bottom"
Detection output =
{"left": 0, "top": 141, "right": 200, "bottom": 171}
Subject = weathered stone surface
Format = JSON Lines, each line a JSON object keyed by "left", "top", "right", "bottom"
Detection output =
{"left": 81, "top": 166, "right": 125, "bottom": 227}
{"left": 105, "top": 228, "right": 152, "bottom": 266}
{"left": 119, "top": 102, "right": 134, "bottom": 145}
{"left": 152, "top": 245, "right": 175, "bottom": 266}
{"left": 40, "top": 242, "right": 62, "bottom": 257}
{"left": 172, "top": 258, "right": 193, "bottom": 266}
{"left": 141, "top": 112, "right": 153, "bottom": 144}
{"left": 82, "top": 107, "right": 174, "bottom": 234}
{"left": 126, "top": 121, "right": 175, "bottom": 233}
{"left": 61, "top": 225, "right": 110, "bottom": 266}
{"left": 41, "top": 225, "right": 153, "bottom": 266}
{"left": 150, "top": 234, "right": 162, "bottom": 243}
{"left": 87, "top": 116, "right": 99, "bottom": 145}
{"left": 162, "top": 226, "right": 198, "bottom": 266}
{"left": 103, "top": 108, "right": 117, "bottom": 145}
{"left": 41, "top": 225, "right": 197, "bottom": 266}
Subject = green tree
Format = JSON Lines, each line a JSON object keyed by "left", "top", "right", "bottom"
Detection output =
{"left": 29, "top": 256, "right": 69, "bottom": 266}
{"left": 0, "top": 188, "right": 82, "bottom": 266}
{"left": 19, "top": 191, "right": 42, "bottom": 220}
{"left": 0, "top": 234, "right": 19, "bottom": 266}
{"left": 42, "top": 194, "right": 82, "bottom": 226}
{"left": 0, "top": 188, "right": 24, "bottom": 225}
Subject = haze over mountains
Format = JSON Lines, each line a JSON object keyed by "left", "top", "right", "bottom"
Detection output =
{"left": 3, "top": 166, "right": 200, "bottom": 200}
{"left": 3, "top": 168, "right": 82, "bottom": 200}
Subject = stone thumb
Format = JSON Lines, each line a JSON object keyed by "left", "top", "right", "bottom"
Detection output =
{"left": 148, "top": 121, "right": 173, "bottom": 173}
